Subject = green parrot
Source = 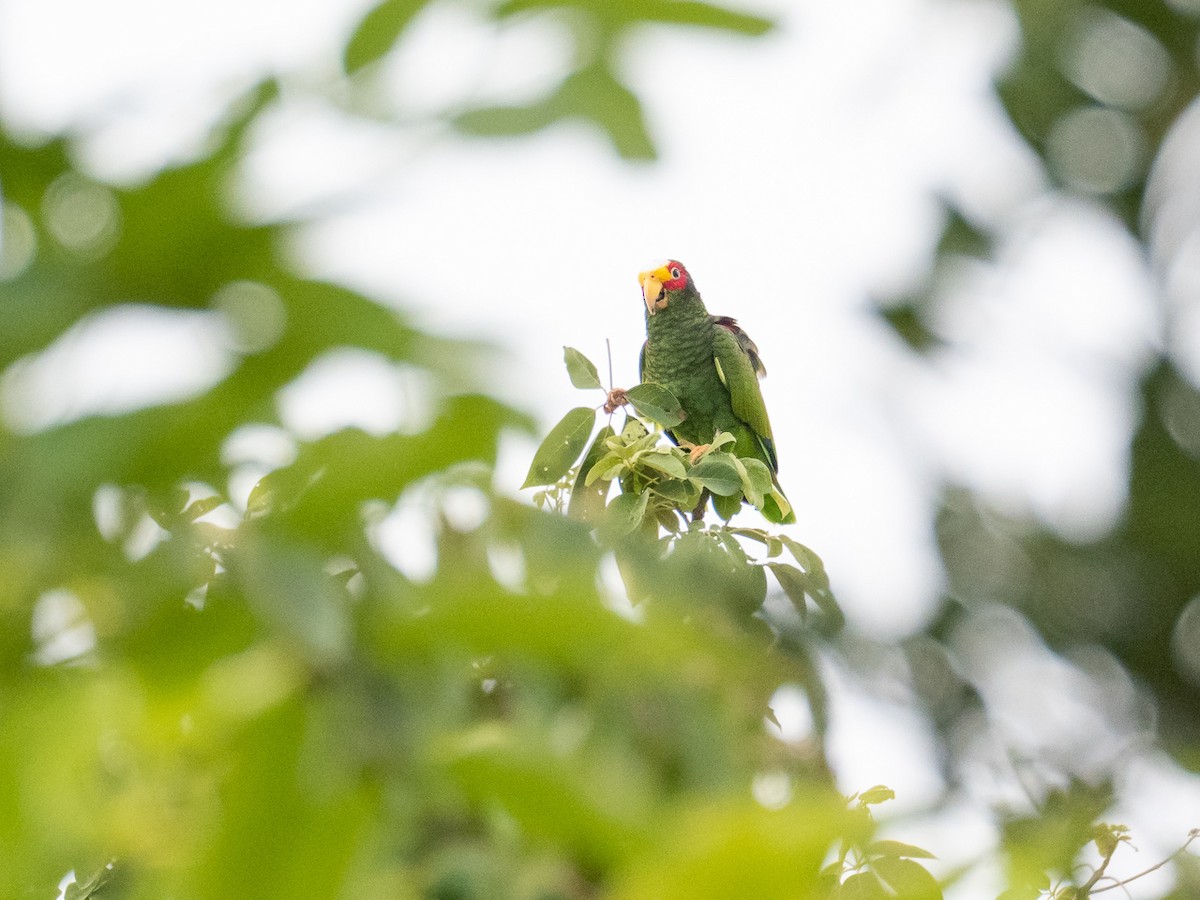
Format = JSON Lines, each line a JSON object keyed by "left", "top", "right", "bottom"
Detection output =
{"left": 638, "top": 259, "right": 795, "bottom": 524}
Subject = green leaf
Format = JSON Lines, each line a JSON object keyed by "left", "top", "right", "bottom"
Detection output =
{"left": 453, "top": 101, "right": 560, "bottom": 138}
{"left": 780, "top": 535, "right": 825, "bottom": 576}
{"left": 343, "top": 0, "right": 429, "bottom": 73}
{"left": 712, "top": 490, "right": 742, "bottom": 520}
{"left": 599, "top": 488, "right": 650, "bottom": 543}
{"left": 780, "top": 535, "right": 843, "bottom": 630}
{"left": 651, "top": 477, "right": 700, "bottom": 507}
{"left": 182, "top": 494, "right": 226, "bottom": 522}
{"left": 809, "top": 584, "right": 844, "bottom": 631}
{"left": 559, "top": 65, "right": 655, "bottom": 160}
{"left": 564, "top": 345, "right": 603, "bottom": 390}
{"left": 638, "top": 451, "right": 687, "bottom": 480}
{"left": 716, "top": 532, "right": 767, "bottom": 614}
{"left": 568, "top": 425, "right": 615, "bottom": 524}
{"left": 454, "top": 63, "right": 655, "bottom": 159}
{"left": 857, "top": 785, "right": 896, "bottom": 807}
{"left": 741, "top": 457, "right": 774, "bottom": 498}
{"left": 65, "top": 861, "right": 117, "bottom": 900}
{"left": 996, "top": 887, "right": 1045, "bottom": 900}
{"left": 495, "top": 0, "right": 775, "bottom": 37}
{"left": 730, "top": 455, "right": 762, "bottom": 507}
{"left": 688, "top": 456, "right": 742, "bottom": 496}
{"left": 660, "top": 1, "right": 773, "bottom": 34}
{"left": 867, "top": 840, "right": 937, "bottom": 861}
{"left": 523, "top": 406, "right": 596, "bottom": 488}
{"left": 626, "top": 382, "right": 686, "bottom": 428}
{"left": 872, "top": 857, "right": 942, "bottom": 899}
{"left": 584, "top": 453, "right": 626, "bottom": 487}
{"left": 709, "top": 431, "right": 736, "bottom": 451}
{"left": 728, "top": 528, "right": 781, "bottom": 557}
{"left": 839, "top": 871, "right": 889, "bottom": 900}
{"left": 767, "top": 563, "right": 809, "bottom": 619}
{"left": 618, "top": 417, "right": 649, "bottom": 443}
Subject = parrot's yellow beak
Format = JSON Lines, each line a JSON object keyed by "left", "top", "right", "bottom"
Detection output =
{"left": 639, "top": 265, "right": 673, "bottom": 315}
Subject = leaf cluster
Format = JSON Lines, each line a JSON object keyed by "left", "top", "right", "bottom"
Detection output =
{"left": 524, "top": 347, "right": 840, "bottom": 630}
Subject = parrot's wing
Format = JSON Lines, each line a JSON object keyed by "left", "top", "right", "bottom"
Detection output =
{"left": 638, "top": 341, "right": 647, "bottom": 383}
{"left": 711, "top": 316, "right": 766, "bottom": 378}
{"left": 712, "top": 324, "right": 778, "bottom": 472}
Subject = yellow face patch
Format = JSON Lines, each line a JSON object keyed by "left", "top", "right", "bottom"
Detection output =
{"left": 639, "top": 264, "right": 673, "bottom": 315}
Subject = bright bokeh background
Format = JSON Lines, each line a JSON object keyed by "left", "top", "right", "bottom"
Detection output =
{"left": 2, "top": 0, "right": 1155, "bottom": 630}
{"left": 4, "top": 0, "right": 1200, "bottom": 895}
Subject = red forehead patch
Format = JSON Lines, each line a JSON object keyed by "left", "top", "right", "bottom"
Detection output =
{"left": 663, "top": 260, "right": 689, "bottom": 290}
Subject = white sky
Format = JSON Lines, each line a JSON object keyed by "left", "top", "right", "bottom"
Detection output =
{"left": 0, "top": 0, "right": 1192, "bottom": 893}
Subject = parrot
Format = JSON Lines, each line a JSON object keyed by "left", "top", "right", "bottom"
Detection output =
{"left": 637, "top": 259, "right": 794, "bottom": 525}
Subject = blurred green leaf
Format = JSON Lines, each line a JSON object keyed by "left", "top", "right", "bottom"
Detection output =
{"left": 447, "top": 725, "right": 651, "bottom": 867}
{"left": 343, "top": 0, "right": 429, "bottom": 73}
{"left": 495, "top": 0, "right": 774, "bottom": 36}
{"left": 872, "top": 856, "right": 942, "bottom": 899}
{"left": 856, "top": 785, "right": 895, "bottom": 807}
{"left": 767, "top": 562, "right": 809, "bottom": 620}
{"left": 569, "top": 424, "right": 616, "bottom": 523}
{"left": 456, "top": 64, "right": 656, "bottom": 160}
{"left": 64, "top": 861, "right": 116, "bottom": 900}
{"left": 1001, "top": 779, "right": 1111, "bottom": 890}
{"left": 867, "top": 839, "right": 937, "bottom": 861}
{"left": 611, "top": 795, "right": 844, "bottom": 900}
{"left": 839, "top": 871, "right": 888, "bottom": 899}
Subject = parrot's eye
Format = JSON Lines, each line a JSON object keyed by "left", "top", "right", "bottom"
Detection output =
{"left": 670, "top": 267, "right": 681, "bottom": 280}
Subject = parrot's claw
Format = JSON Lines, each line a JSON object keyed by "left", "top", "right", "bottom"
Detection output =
{"left": 676, "top": 440, "right": 711, "bottom": 465}
{"left": 603, "top": 388, "right": 629, "bottom": 415}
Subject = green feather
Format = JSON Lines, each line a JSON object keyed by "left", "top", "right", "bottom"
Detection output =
{"left": 639, "top": 266, "right": 793, "bottom": 524}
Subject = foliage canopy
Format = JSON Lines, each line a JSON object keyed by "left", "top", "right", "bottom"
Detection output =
{"left": 3, "top": 0, "right": 1200, "bottom": 897}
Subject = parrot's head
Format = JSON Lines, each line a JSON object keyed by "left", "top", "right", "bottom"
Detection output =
{"left": 639, "top": 260, "right": 691, "bottom": 315}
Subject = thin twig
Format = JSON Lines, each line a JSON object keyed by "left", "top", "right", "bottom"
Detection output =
{"left": 1092, "top": 829, "right": 1199, "bottom": 894}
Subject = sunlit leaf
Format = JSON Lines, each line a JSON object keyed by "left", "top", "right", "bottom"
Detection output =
{"left": 64, "top": 861, "right": 116, "bottom": 900}
{"left": 839, "top": 871, "right": 888, "bottom": 899}
{"left": 610, "top": 795, "right": 844, "bottom": 900}
{"left": 857, "top": 785, "right": 896, "bottom": 807}
{"left": 523, "top": 406, "right": 596, "bottom": 487}
{"left": 182, "top": 494, "right": 226, "bottom": 522}
{"left": 867, "top": 840, "right": 937, "bottom": 861}
{"left": 872, "top": 856, "right": 942, "bottom": 899}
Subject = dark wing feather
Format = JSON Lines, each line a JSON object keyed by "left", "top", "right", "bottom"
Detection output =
{"left": 711, "top": 315, "right": 766, "bottom": 378}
